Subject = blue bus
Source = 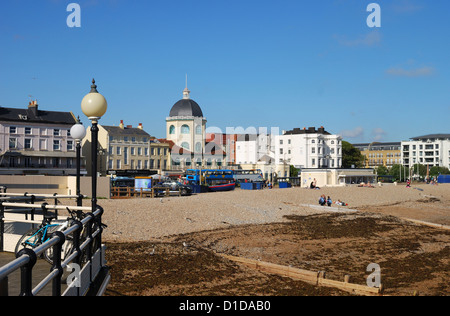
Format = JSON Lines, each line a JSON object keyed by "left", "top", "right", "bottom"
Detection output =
{"left": 233, "top": 169, "right": 264, "bottom": 184}
{"left": 186, "top": 169, "right": 236, "bottom": 192}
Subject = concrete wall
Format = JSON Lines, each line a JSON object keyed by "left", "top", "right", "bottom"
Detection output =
{"left": 301, "top": 169, "right": 376, "bottom": 188}
{"left": 0, "top": 175, "right": 111, "bottom": 198}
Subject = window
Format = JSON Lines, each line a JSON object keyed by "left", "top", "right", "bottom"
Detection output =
{"left": 54, "top": 129, "right": 60, "bottom": 136}
{"left": 138, "top": 147, "right": 142, "bottom": 156}
{"left": 280, "top": 140, "right": 283, "bottom": 145}
{"left": 312, "top": 158, "right": 316, "bottom": 166}
{"left": 109, "top": 146, "right": 113, "bottom": 155}
{"left": 195, "top": 142, "right": 202, "bottom": 153}
{"left": 124, "top": 147, "right": 128, "bottom": 165}
{"left": 132, "top": 137, "right": 136, "bottom": 143}
{"left": 116, "top": 160, "right": 121, "bottom": 169}
{"left": 117, "top": 147, "right": 121, "bottom": 155}
{"left": 10, "top": 127, "right": 17, "bottom": 134}
{"left": 53, "top": 140, "right": 60, "bottom": 151}
{"left": 67, "top": 140, "right": 74, "bottom": 151}
{"left": 181, "top": 142, "right": 190, "bottom": 150}
{"left": 181, "top": 125, "right": 190, "bottom": 134}
{"left": 312, "top": 147, "right": 316, "bottom": 154}
{"left": 25, "top": 127, "right": 32, "bottom": 135}
{"left": 169, "top": 125, "right": 175, "bottom": 134}
{"left": 145, "top": 148, "right": 149, "bottom": 156}
{"left": 280, "top": 148, "right": 283, "bottom": 154}
{"left": 196, "top": 125, "right": 202, "bottom": 135}
{"left": 124, "top": 137, "right": 129, "bottom": 142}
{"left": 25, "top": 139, "right": 32, "bottom": 149}
{"left": 131, "top": 147, "right": 135, "bottom": 155}
{"left": 9, "top": 138, "right": 17, "bottom": 149}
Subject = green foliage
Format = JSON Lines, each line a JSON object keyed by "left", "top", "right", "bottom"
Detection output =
{"left": 290, "top": 165, "right": 299, "bottom": 177}
{"left": 375, "top": 165, "right": 389, "bottom": 176}
{"left": 342, "top": 141, "right": 365, "bottom": 168}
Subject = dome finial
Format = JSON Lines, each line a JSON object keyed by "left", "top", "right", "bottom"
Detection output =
{"left": 183, "top": 74, "right": 190, "bottom": 99}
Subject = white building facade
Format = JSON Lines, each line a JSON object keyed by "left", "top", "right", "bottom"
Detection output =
{"left": 401, "top": 134, "right": 450, "bottom": 169}
{"left": 275, "top": 127, "right": 343, "bottom": 169}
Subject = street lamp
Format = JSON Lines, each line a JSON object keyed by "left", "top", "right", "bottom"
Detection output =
{"left": 81, "top": 79, "right": 107, "bottom": 214}
{"left": 70, "top": 118, "right": 87, "bottom": 208}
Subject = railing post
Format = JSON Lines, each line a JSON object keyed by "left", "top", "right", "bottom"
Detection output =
{"left": 0, "top": 204, "right": 4, "bottom": 252}
{"left": 0, "top": 276, "right": 8, "bottom": 297}
{"left": 17, "top": 248, "right": 37, "bottom": 296}
{"left": 51, "top": 231, "right": 66, "bottom": 296}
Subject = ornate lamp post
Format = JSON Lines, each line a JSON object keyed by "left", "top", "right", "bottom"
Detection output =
{"left": 70, "top": 118, "right": 87, "bottom": 208}
{"left": 81, "top": 79, "right": 107, "bottom": 213}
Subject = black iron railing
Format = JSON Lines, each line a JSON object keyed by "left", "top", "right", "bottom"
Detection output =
{"left": 0, "top": 203, "right": 109, "bottom": 296}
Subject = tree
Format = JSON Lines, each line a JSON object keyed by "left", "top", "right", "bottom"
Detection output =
{"left": 375, "top": 165, "right": 388, "bottom": 176}
{"left": 389, "top": 164, "right": 410, "bottom": 182}
{"left": 342, "top": 141, "right": 365, "bottom": 168}
{"left": 430, "top": 166, "right": 450, "bottom": 177}
{"left": 290, "top": 165, "right": 299, "bottom": 177}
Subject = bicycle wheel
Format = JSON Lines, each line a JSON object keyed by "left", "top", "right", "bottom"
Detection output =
{"left": 44, "top": 239, "right": 74, "bottom": 265}
{"left": 15, "top": 228, "right": 42, "bottom": 257}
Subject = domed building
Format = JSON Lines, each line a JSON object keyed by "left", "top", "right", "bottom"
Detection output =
{"left": 166, "top": 85, "right": 207, "bottom": 162}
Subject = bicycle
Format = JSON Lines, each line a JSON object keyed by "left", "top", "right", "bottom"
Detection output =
{"left": 14, "top": 208, "right": 105, "bottom": 265}
{"left": 15, "top": 214, "right": 70, "bottom": 264}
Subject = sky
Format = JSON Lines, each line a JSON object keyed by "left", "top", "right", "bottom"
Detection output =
{"left": 0, "top": 0, "right": 449, "bottom": 143}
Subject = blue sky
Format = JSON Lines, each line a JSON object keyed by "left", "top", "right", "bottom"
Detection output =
{"left": 1, "top": 0, "right": 449, "bottom": 143}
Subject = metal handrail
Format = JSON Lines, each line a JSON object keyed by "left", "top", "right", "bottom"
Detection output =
{"left": 0, "top": 207, "right": 105, "bottom": 296}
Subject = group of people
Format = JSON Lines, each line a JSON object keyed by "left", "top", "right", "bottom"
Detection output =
{"left": 318, "top": 195, "right": 348, "bottom": 207}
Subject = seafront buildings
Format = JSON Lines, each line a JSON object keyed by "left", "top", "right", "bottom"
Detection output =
{"left": 1, "top": 85, "right": 449, "bottom": 180}
{"left": 0, "top": 101, "right": 79, "bottom": 175}
{"left": 352, "top": 142, "right": 402, "bottom": 168}
{"left": 401, "top": 134, "right": 450, "bottom": 170}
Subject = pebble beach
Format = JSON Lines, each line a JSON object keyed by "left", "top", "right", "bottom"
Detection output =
{"left": 96, "top": 184, "right": 450, "bottom": 242}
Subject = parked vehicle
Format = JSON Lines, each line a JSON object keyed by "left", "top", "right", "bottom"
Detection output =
{"left": 158, "top": 181, "right": 193, "bottom": 196}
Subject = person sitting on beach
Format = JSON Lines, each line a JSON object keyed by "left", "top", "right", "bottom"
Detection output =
{"left": 319, "top": 195, "right": 326, "bottom": 206}
{"left": 327, "top": 196, "right": 332, "bottom": 207}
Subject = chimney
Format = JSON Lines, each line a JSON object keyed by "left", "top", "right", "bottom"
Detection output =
{"left": 119, "top": 120, "right": 124, "bottom": 129}
{"left": 28, "top": 100, "right": 39, "bottom": 116}
{"left": 138, "top": 123, "right": 143, "bottom": 130}
{"left": 127, "top": 125, "right": 132, "bottom": 129}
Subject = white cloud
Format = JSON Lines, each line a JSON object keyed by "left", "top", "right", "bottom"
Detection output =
{"left": 372, "top": 128, "right": 387, "bottom": 141}
{"left": 386, "top": 66, "right": 435, "bottom": 77}
{"left": 339, "top": 127, "right": 364, "bottom": 140}
{"left": 334, "top": 31, "right": 382, "bottom": 47}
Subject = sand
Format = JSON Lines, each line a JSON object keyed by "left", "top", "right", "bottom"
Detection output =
{"left": 97, "top": 183, "right": 450, "bottom": 242}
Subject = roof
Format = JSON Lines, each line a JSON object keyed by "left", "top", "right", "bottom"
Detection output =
{"left": 169, "top": 99, "right": 204, "bottom": 117}
{"left": 284, "top": 127, "right": 331, "bottom": 135}
{"left": 410, "top": 134, "right": 450, "bottom": 141}
{"left": 0, "top": 105, "right": 76, "bottom": 125}
{"left": 102, "top": 125, "right": 151, "bottom": 137}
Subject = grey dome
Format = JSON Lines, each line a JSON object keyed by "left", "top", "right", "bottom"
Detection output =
{"left": 169, "top": 99, "right": 203, "bottom": 117}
